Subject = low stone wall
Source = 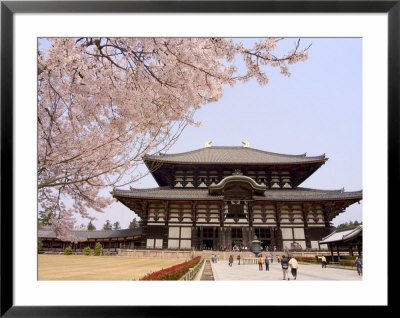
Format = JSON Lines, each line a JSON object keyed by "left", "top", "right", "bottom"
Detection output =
{"left": 290, "top": 251, "right": 361, "bottom": 258}
{"left": 118, "top": 249, "right": 288, "bottom": 260}
{"left": 118, "top": 249, "right": 193, "bottom": 258}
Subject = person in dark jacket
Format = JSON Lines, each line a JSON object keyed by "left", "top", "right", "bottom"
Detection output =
{"left": 228, "top": 255, "right": 233, "bottom": 267}
{"left": 264, "top": 254, "right": 270, "bottom": 271}
{"left": 237, "top": 254, "right": 241, "bottom": 265}
{"left": 281, "top": 255, "right": 290, "bottom": 280}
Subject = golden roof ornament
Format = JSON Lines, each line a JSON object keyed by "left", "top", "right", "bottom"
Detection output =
{"left": 242, "top": 140, "right": 249, "bottom": 148}
{"left": 205, "top": 140, "right": 212, "bottom": 148}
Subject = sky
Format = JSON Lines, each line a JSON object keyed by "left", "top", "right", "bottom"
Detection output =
{"left": 39, "top": 37, "right": 362, "bottom": 229}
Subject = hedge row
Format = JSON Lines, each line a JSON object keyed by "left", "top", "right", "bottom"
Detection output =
{"left": 139, "top": 256, "right": 202, "bottom": 280}
{"left": 295, "top": 257, "right": 318, "bottom": 263}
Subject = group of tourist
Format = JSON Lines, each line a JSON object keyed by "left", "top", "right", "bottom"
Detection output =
{"left": 223, "top": 253, "right": 363, "bottom": 279}
{"left": 255, "top": 254, "right": 298, "bottom": 280}
{"left": 264, "top": 245, "right": 277, "bottom": 252}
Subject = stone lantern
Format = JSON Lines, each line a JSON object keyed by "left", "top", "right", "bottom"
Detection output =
{"left": 250, "top": 235, "right": 262, "bottom": 257}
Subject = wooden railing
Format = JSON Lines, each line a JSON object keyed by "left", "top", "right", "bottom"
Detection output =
{"left": 179, "top": 259, "right": 205, "bottom": 281}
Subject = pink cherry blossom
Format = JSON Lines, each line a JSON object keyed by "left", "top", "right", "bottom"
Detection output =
{"left": 38, "top": 37, "right": 310, "bottom": 240}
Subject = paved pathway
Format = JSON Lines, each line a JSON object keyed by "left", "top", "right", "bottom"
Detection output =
{"left": 210, "top": 260, "right": 363, "bottom": 281}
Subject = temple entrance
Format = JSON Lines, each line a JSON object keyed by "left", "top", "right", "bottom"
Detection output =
{"left": 202, "top": 239, "right": 214, "bottom": 250}
{"left": 261, "top": 240, "right": 272, "bottom": 250}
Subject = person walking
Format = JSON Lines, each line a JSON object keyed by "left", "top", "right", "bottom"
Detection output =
{"left": 355, "top": 256, "right": 363, "bottom": 276}
{"left": 321, "top": 255, "right": 327, "bottom": 268}
{"left": 258, "top": 255, "right": 263, "bottom": 270}
{"left": 289, "top": 256, "right": 299, "bottom": 280}
{"left": 264, "top": 254, "right": 270, "bottom": 271}
{"left": 270, "top": 253, "right": 274, "bottom": 264}
{"left": 237, "top": 254, "right": 241, "bottom": 265}
{"left": 281, "top": 255, "right": 289, "bottom": 280}
{"left": 229, "top": 255, "right": 233, "bottom": 267}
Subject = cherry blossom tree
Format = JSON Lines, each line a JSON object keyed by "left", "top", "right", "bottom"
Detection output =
{"left": 38, "top": 37, "right": 310, "bottom": 240}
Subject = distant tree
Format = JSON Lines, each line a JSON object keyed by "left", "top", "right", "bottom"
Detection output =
{"left": 94, "top": 242, "right": 103, "bottom": 256}
{"left": 103, "top": 220, "right": 112, "bottom": 230}
{"left": 129, "top": 218, "right": 139, "bottom": 229}
{"left": 87, "top": 221, "right": 96, "bottom": 231}
{"left": 332, "top": 220, "right": 362, "bottom": 231}
{"left": 38, "top": 208, "right": 53, "bottom": 227}
{"left": 113, "top": 221, "right": 121, "bottom": 230}
{"left": 37, "top": 238, "right": 43, "bottom": 253}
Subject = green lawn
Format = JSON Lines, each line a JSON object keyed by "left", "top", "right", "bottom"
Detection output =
{"left": 38, "top": 254, "right": 185, "bottom": 280}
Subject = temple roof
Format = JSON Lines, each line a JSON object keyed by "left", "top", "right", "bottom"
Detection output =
{"left": 319, "top": 225, "right": 362, "bottom": 244}
{"left": 144, "top": 146, "right": 326, "bottom": 165}
{"left": 38, "top": 228, "right": 142, "bottom": 239}
{"left": 112, "top": 187, "right": 362, "bottom": 201}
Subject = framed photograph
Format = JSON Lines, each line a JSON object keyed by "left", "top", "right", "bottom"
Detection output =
{"left": 1, "top": 0, "right": 397, "bottom": 316}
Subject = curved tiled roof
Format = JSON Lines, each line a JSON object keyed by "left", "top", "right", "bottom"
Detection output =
{"left": 319, "top": 225, "right": 362, "bottom": 244}
{"left": 113, "top": 187, "right": 223, "bottom": 200}
{"left": 143, "top": 146, "right": 326, "bottom": 165}
{"left": 38, "top": 228, "right": 142, "bottom": 239}
{"left": 112, "top": 187, "right": 362, "bottom": 201}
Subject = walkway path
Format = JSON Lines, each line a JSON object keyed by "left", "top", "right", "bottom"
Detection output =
{"left": 200, "top": 260, "right": 215, "bottom": 280}
{"left": 210, "top": 260, "right": 362, "bottom": 281}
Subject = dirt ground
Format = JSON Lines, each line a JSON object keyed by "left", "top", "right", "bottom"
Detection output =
{"left": 38, "top": 254, "right": 185, "bottom": 280}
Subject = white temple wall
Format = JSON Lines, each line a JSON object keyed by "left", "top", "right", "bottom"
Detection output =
{"left": 168, "top": 239, "right": 179, "bottom": 249}
{"left": 167, "top": 226, "right": 192, "bottom": 249}
{"left": 311, "top": 240, "right": 320, "bottom": 249}
{"left": 281, "top": 227, "right": 293, "bottom": 240}
{"left": 154, "top": 239, "right": 163, "bottom": 249}
{"left": 293, "top": 228, "right": 305, "bottom": 240}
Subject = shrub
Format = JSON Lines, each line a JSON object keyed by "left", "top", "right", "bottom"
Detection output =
{"left": 38, "top": 238, "right": 43, "bottom": 253}
{"left": 83, "top": 246, "right": 91, "bottom": 256}
{"left": 295, "top": 256, "right": 317, "bottom": 263}
{"left": 93, "top": 242, "right": 103, "bottom": 256}
{"left": 140, "top": 256, "right": 201, "bottom": 280}
{"left": 64, "top": 246, "right": 73, "bottom": 255}
{"left": 341, "top": 255, "right": 357, "bottom": 260}
{"left": 339, "top": 260, "right": 355, "bottom": 267}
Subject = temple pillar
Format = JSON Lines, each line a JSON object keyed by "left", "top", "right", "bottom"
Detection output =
{"left": 200, "top": 227, "right": 204, "bottom": 250}
{"left": 226, "top": 227, "right": 232, "bottom": 250}
{"left": 302, "top": 203, "right": 311, "bottom": 249}
{"left": 275, "top": 203, "right": 283, "bottom": 250}
{"left": 213, "top": 227, "right": 217, "bottom": 250}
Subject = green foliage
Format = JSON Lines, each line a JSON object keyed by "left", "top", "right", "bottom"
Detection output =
{"left": 83, "top": 246, "right": 92, "bottom": 256}
{"left": 341, "top": 255, "right": 357, "bottom": 260}
{"left": 295, "top": 256, "right": 318, "bottom": 263}
{"left": 339, "top": 260, "right": 355, "bottom": 267}
{"left": 331, "top": 220, "right": 362, "bottom": 231}
{"left": 234, "top": 240, "right": 242, "bottom": 247}
{"left": 103, "top": 220, "right": 112, "bottom": 230}
{"left": 38, "top": 238, "right": 43, "bottom": 253}
{"left": 129, "top": 218, "right": 139, "bottom": 229}
{"left": 38, "top": 208, "right": 53, "bottom": 227}
{"left": 113, "top": 221, "right": 121, "bottom": 230}
{"left": 87, "top": 221, "right": 96, "bottom": 231}
{"left": 64, "top": 246, "right": 73, "bottom": 255}
{"left": 94, "top": 242, "right": 103, "bottom": 256}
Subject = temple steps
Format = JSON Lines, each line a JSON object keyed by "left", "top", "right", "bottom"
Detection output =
{"left": 200, "top": 260, "right": 214, "bottom": 280}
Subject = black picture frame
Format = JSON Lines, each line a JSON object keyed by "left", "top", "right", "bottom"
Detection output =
{"left": 1, "top": 0, "right": 396, "bottom": 316}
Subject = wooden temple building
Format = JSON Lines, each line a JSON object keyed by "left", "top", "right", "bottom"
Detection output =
{"left": 112, "top": 145, "right": 362, "bottom": 251}
{"left": 38, "top": 228, "right": 142, "bottom": 252}
{"left": 319, "top": 225, "right": 363, "bottom": 257}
